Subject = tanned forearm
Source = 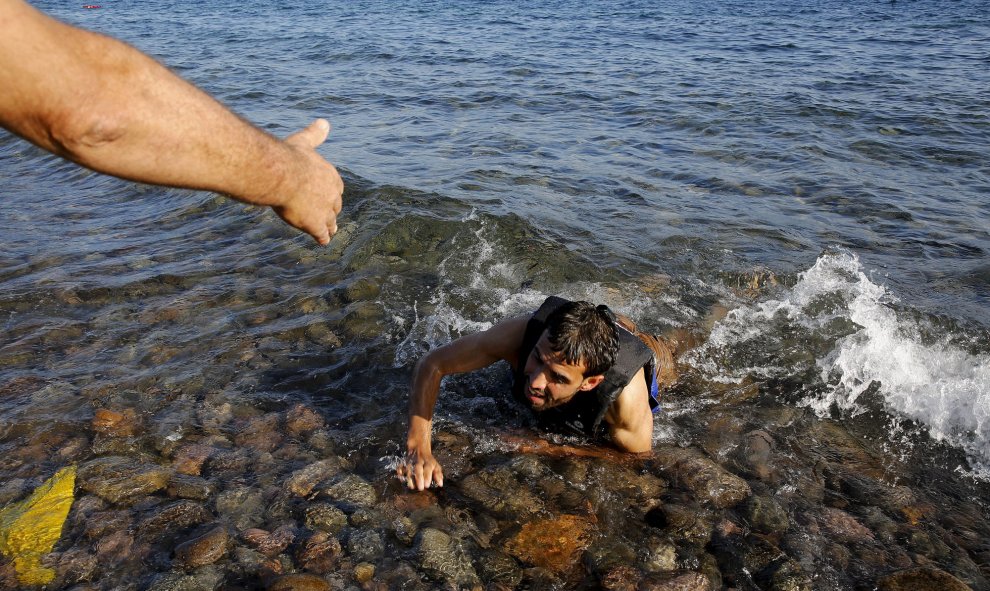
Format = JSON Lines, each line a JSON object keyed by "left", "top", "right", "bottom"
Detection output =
{"left": 0, "top": 0, "right": 342, "bottom": 243}
{"left": 397, "top": 317, "right": 528, "bottom": 490}
{"left": 407, "top": 355, "right": 442, "bottom": 450}
{"left": 399, "top": 353, "right": 446, "bottom": 490}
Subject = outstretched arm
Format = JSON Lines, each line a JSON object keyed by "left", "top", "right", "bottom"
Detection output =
{"left": 0, "top": 0, "right": 342, "bottom": 244}
{"left": 399, "top": 315, "right": 529, "bottom": 490}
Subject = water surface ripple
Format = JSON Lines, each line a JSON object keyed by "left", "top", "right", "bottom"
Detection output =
{"left": 2, "top": 0, "right": 989, "bottom": 589}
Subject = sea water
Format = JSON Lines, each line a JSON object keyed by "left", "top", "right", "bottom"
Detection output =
{"left": 2, "top": 0, "right": 989, "bottom": 588}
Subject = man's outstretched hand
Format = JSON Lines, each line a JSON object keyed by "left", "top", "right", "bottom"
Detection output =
{"left": 271, "top": 119, "right": 344, "bottom": 245}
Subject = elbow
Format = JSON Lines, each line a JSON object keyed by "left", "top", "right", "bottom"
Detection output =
{"left": 45, "top": 107, "right": 127, "bottom": 162}
{"left": 414, "top": 351, "right": 444, "bottom": 381}
{"left": 612, "top": 425, "right": 653, "bottom": 454}
{"left": 629, "top": 440, "right": 653, "bottom": 454}
{"left": 615, "top": 435, "right": 652, "bottom": 454}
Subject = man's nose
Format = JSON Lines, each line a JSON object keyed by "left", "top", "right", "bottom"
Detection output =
{"left": 529, "top": 371, "right": 547, "bottom": 391}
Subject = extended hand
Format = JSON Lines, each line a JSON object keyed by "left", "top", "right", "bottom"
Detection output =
{"left": 397, "top": 445, "right": 444, "bottom": 491}
{"left": 271, "top": 119, "right": 344, "bottom": 245}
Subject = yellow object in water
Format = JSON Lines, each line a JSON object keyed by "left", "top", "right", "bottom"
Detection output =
{"left": 0, "top": 465, "right": 77, "bottom": 586}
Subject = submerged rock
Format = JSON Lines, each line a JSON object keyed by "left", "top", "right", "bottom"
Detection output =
{"left": 739, "top": 430, "right": 775, "bottom": 481}
{"left": 215, "top": 486, "right": 265, "bottom": 530}
{"left": 347, "top": 529, "right": 384, "bottom": 563}
{"left": 387, "top": 488, "right": 439, "bottom": 514}
{"left": 53, "top": 547, "right": 98, "bottom": 586}
{"left": 295, "top": 531, "right": 341, "bottom": 574}
{"left": 231, "top": 545, "right": 278, "bottom": 580}
{"left": 94, "top": 529, "right": 140, "bottom": 566}
{"left": 763, "top": 559, "right": 813, "bottom": 591}
{"left": 416, "top": 527, "right": 480, "bottom": 588}
{"left": 234, "top": 413, "right": 283, "bottom": 454}
{"left": 601, "top": 565, "right": 642, "bottom": 591}
{"left": 242, "top": 525, "right": 296, "bottom": 557}
{"left": 204, "top": 448, "right": 252, "bottom": 478}
{"left": 146, "top": 564, "right": 224, "bottom": 591}
{"left": 477, "top": 550, "right": 523, "bottom": 589}
{"left": 874, "top": 566, "right": 973, "bottom": 591}
{"left": 80, "top": 508, "right": 131, "bottom": 542}
{"left": 165, "top": 473, "right": 214, "bottom": 501}
{"left": 304, "top": 503, "right": 348, "bottom": 534}
{"left": 266, "top": 572, "right": 332, "bottom": 591}
{"left": 170, "top": 444, "right": 214, "bottom": 477}
{"left": 639, "top": 571, "right": 711, "bottom": 591}
{"left": 646, "top": 503, "right": 715, "bottom": 546}
{"left": 505, "top": 514, "right": 594, "bottom": 574}
{"left": 459, "top": 466, "right": 544, "bottom": 518}
{"left": 287, "top": 459, "right": 336, "bottom": 498}
{"left": 652, "top": 447, "right": 751, "bottom": 508}
{"left": 173, "top": 526, "right": 229, "bottom": 569}
{"left": 138, "top": 500, "right": 212, "bottom": 544}
{"left": 818, "top": 507, "right": 875, "bottom": 544}
{"left": 304, "top": 323, "right": 342, "bottom": 349}
{"left": 91, "top": 408, "right": 140, "bottom": 437}
{"left": 812, "top": 421, "right": 890, "bottom": 481}
{"left": 742, "top": 494, "right": 790, "bottom": 535}
{"left": 586, "top": 536, "right": 638, "bottom": 575}
{"left": 319, "top": 473, "right": 377, "bottom": 509}
{"left": 390, "top": 515, "right": 417, "bottom": 546}
{"left": 78, "top": 456, "right": 172, "bottom": 505}
{"left": 588, "top": 460, "right": 667, "bottom": 509}
{"left": 285, "top": 404, "right": 326, "bottom": 437}
{"left": 354, "top": 562, "right": 375, "bottom": 584}
{"left": 643, "top": 538, "right": 679, "bottom": 572}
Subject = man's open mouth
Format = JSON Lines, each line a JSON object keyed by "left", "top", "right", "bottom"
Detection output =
{"left": 527, "top": 390, "right": 545, "bottom": 406}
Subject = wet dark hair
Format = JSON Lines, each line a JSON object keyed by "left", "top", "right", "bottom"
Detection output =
{"left": 544, "top": 301, "right": 619, "bottom": 377}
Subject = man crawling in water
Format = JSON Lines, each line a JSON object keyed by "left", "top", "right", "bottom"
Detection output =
{"left": 397, "top": 296, "right": 690, "bottom": 490}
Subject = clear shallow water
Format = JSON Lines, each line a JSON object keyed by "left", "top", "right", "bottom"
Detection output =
{"left": 2, "top": 0, "right": 990, "bottom": 589}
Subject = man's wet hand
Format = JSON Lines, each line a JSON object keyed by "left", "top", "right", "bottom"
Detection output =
{"left": 397, "top": 446, "right": 444, "bottom": 491}
{"left": 272, "top": 119, "right": 344, "bottom": 245}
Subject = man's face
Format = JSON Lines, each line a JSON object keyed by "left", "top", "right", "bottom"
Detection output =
{"left": 522, "top": 331, "right": 604, "bottom": 411}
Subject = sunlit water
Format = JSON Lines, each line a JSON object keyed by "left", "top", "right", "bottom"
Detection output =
{"left": 2, "top": 0, "right": 989, "bottom": 589}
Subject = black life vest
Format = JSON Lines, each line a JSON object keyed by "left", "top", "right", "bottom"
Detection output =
{"left": 512, "top": 296, "right": 655, "bottom": 440}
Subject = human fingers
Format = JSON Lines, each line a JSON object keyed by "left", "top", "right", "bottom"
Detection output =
{"left": 314, "top": 225, "right": 331, "bottom": 246}
{"left": 413, "top": 460, "right": 427, "bottom": 491}
{"left": 432, "top": 463, "right": 444, "bottom": 488}
{"left": 286, "top": 118, "right": 330, "bottom": 149}
{"left": 400, "top": 452, "right": 419, "bottom": 489}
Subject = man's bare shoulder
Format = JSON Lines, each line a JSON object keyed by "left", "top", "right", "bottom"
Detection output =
{"left": 604, "top": 369, "right": 652, "bottom": 429}
{"left": 604, "top": 367, "right": 654, "bottom": 453}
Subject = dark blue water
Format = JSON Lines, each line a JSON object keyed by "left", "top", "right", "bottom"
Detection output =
{"left": 30, "top": 0, "right": 990, "bottom": 322}
{"left": 2, "top": 0, "right": 990, "bottom": 588}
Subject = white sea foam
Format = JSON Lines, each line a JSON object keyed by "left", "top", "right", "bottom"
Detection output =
{"left": 393, "top": 212, "right": 686, "bottom": 368}
{"left": 694, "top": 250, "right": 990, "bottom": 477}
{"left": 813, "top": 260, "right": 990, "bottom": 477}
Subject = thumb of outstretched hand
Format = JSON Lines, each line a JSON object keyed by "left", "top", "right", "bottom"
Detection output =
{"left": 287, "top": 119, "right": 330, "bottom": 149}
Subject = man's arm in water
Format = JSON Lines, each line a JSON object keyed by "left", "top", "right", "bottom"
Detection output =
{"left": 603, "top": 367, "right": 654, "bottom": 453}
{"left": 399, "top": 315, "right": 529, "bottom": 491}
{"left": 0, "top": 0, "right": 342, "bottom": 244}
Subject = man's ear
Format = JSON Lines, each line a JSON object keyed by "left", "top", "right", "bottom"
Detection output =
{"left": 579, "top": 375, "right": 605, "bottom": 391}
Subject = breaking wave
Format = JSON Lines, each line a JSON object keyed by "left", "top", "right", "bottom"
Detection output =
{"left": 695, "top": 250, "right": 990, "bottom": 478}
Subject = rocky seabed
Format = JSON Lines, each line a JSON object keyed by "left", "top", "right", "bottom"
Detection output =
{"left": 1, "top": 392, "right": 988, "bottom": 591}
